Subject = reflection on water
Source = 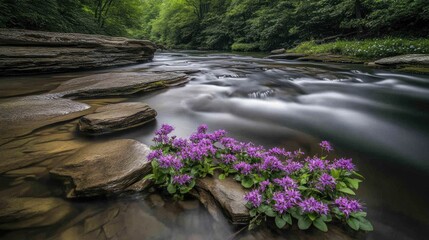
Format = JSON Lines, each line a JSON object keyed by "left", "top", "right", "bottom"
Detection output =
{"left": 1, "top": 51, "right": 429, "bottom": 239}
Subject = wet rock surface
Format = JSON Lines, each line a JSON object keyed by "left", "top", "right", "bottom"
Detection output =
{"left": 78, "top": 102, "right": 157, "bottom": 135}
{"left": 195, "top": 176, "right": 249, "bottom": 224}
{"left": 50, "top": 72, "right": 189, "bottom": 98}
{"left": 50, "top": 139, "right": 152, "bottom": 198}
{"left": 374, "top": 54, "right": 429, "bottom": 66}
{"left": 0, "top": 197, "right": 72, "bottom": 230}
{"left": 0, "top": 28, "right": 156, "bottom": 75}
{"left": 267, "top": 53, "right": 307, "bottom": 59}
{"left": 0, "top": 95, "right": 92, "bottom": 145}
{"left": 270, "top": 48, "right": 286, "bottom": 54}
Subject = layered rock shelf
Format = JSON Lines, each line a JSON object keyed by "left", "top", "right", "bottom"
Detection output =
{"left": 78, "top": 102, "right": 157, "bottom": 135}
{"left": 0, "top": 28, "right": 157, "bottom": 75}
{"left": 50, "top": 139, "right": 152, "bottom": 198}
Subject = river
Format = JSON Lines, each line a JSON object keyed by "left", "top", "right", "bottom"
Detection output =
{"left": 0, "top": 51, "right": 428, "bottom": 239}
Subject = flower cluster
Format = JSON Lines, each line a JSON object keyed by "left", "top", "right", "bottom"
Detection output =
{"left": 147, "top": 124, "right": 372, "bottom": 232}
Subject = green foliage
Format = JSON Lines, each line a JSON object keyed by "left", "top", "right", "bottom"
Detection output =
{"left": 290, "top": 38, "right": 429, "bottom": 59}
{"left": 231, "top": 43, "right": 259, "bottom": 52}
{"left": 1, "top": 0, "right": 427, "bottom": 50}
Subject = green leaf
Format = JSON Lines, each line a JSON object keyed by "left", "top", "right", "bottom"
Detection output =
{"left": 282, "top": 214, "right": 292, "bottom": 225}
{"left": 275, "top": 216, "right": 286, "bottom": 229}
{"left": 358, "top": 218, "right": 373, "bottom": 231}
{"left": 167, "top": 184, "right": 176, "bottom": 194}
{"left": 353, "top": 171, "right": 365, "bottom": 179}
{"left": 338, "top": 187, "right": 356, "bottom": 195}
{"left": 241, "top": 177, "right": 254, "bottom": 188}
{"left": 331, "top": 169, "right": 341, "bottom": 178}
{"left": 309, "top": 213, "right": 319, "bottom": 221}
{"left": 265, "top": 208, "right": 276, "bottom": 217}
{"left": 347, "top": 218, "right": 360, "bottom": 231}
{"left": 313, "top": 218, "right": 328, "bottom": 232}
{"left": 143, "top": 173, "right": 154, "bottom": 180}
{"left": 298, "top": 216, "right": 312, "bottom": 230}
{"left": 351, "top": 211, "right": 367, "bottom": 218}
{"left": 345, "top": 178, "right": 361, "bottom": 189}
{"left": 218, "top": 174, "right": 226, "bottom": 180}
{"left": 249, "top": 209, "right": 257, "bottom": 217}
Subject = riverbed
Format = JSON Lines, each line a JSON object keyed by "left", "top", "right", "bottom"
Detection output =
{"left": 1, "top": 51, "right": 428, "bottom": 239}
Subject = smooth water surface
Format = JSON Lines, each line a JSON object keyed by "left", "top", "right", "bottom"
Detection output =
{"left": 1, "top": 51, "right": 428, "bottom": 240}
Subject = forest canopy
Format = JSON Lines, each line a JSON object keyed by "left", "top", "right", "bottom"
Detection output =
{"left": 0, "top": 0, "right": 428, "bottom": 51}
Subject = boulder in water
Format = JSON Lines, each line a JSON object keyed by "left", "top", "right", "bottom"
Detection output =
{"left": 50, "top": 139, "right": 152, "bottom": 198}
{"left": 78, "top": 102, "right": 157, "bottom": 135}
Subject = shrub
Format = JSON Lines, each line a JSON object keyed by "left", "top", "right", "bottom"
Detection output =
{"left": 145, "top": 124, "right": 373, "bottom": 232}
{"left": 290, "top": 38, "right": 429, "bottom": 59}
{"left": 231, "top": 42, "right": 260, "bottom": 52}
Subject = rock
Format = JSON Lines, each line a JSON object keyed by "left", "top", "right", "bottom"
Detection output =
{"left": 267, "top": 53, "right": 307, "bottom": 59}
{"left": 270, "top": 48, "right": 285, "bottom": 54}
{"left": 50, "top": 72, "right": 189, "bottom": 98}
{"left": 0, "top": 28, "right": 156, "bottom": 75}
{"left": 124, "top": 178, "right": 152, "bottom": 193}
{"left": 297, "top": 54, "right": 365, "bottom": 64}
{"left": 0, "top": 197, "right": 72, "bottom": 230}
{"left": 178, "top": 199, "right": 200, "bottom": 210}
{"left": 374, "top": 54, "right": 429, "bottom": 66}
{"left": 148, "top": 194, "right": 165, "bottom": 208}
{"left": 195, "top": 176, "right": 249, "bottom": 224}
{"left": 0, "top": 95, "right": 92, "bottom": 145}
{"left": 78, "top": 102, "right": 157, "bottom": 135}
{"left": 49, "top": 139, "right": 152, "bottom": 198}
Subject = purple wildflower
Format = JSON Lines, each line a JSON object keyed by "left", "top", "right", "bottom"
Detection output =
{"left": 335, "top": 197, "right": 362, "bottom": 217}
{"left": 244, "top": 190, "right": 262, "bottom": 207}
{"left": 158, "top": 155, "right": 183, "bottom": 170}
{"left": 155, "top": 124, "right": 174, "bottom": 135}
{"left": 233, "top": 162, "right": 252, "bottom": 175}
{"left": 299, "top": 197, "right": 329, "bottom": 215}
{"left": 268, "top": 147, "right": 288, "bottom": 156}
{"left": 283, "top": 161, "right": 303, "bottom": 174}
{"left": 320, "top": 141, "right": 334, "bottom": 152}
{"left": 307, "top": 157, "right": 326, "bottom": 172}
{"left": 197, "top": 124, "right": 208, "bottom": 134}
{"left": 332, "top": 158, "right": 355, "bottom": 171}
{"left": 208, "top": 129, "right": 227, "bottom": 141}
{"left": 261, "top": 155, "right": 284, "bottom": 171}
{"left": 273, "top": 176, "right": 297, "bottom": 189}
{"left": 258, "top": 180, "right": 270, "bottom": 192}
{"left": 316, "top": 173, "right": 336, "bottom": 190}
{"left": 172, "top": 174, "right": 192, "bottom": 185}
{"left": 272, "top": 191, "right": 298, "bottom": 214}
{"left": 147, "top": 149, "right": 162, "bottom": 161}
{"left": 220, "top": 154, "right": 237, "bottom": 164}
{"left": 172, "top": 138, "right": 188, "bottom": 149}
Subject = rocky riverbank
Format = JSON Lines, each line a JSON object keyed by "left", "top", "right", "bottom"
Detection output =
{"left": 267, "top": 49, "right": 429, "bottom": 74}
{"left": 0, "top": 29, "right": 157, "bottom": 75}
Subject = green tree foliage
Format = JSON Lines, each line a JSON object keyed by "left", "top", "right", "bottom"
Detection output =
{"left": 0, "top": 0, "right": 428, "bottom": 50}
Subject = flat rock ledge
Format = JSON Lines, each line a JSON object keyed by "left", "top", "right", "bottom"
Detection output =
{"left": 194, "top": 176, "right": 250, "bottom": 225}
{"left": 50, "top": 139, "right": 152, "bottom": 198}
{"left": 374, "top": 54, "right": 429, "bottom": 66}
{"left": 0, "top": 95, "right": 92, "bottom": 146}
{"left": 50, "top": 72, "right": 189, "bottom": 98}
{"left": 78, "top": 102, "right": 157, "bottom": 135}
{"left": 0, "top": 197, "right": 72, "bottom": 230}
{"left": 0, "top": 28, "right": 156, "bottom": 75}
{"left": 266, "top": 53, "right": 307, "bottom": 60}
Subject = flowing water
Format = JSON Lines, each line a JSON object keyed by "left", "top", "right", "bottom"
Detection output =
{"left": 0, "top": 51, "right": 429, "bottom": 240}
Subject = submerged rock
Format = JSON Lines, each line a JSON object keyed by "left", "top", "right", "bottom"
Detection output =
{"left": 195, "top": 176, "right": 249, "bottom": 224}
{"left": 78, "top": 102, "right": 157, "bottom": 135}
{"left": 374, "top": 54, "right": 429, "bottom": 66}
{"left": 0, "top": 197, "right": 72, "bottom": 230}
{"left": 0, "top": 28, "right": 156, "bottom": 75}
{"left": 270, "top": 48, "right": 286, "bottom": 54}
{"left": 267, "top": 53, "right": 307, "bottom": 60}
{"left": 50, "top": 72, "right": 189, "bottom": 98}
{"left": 50, "top": 139, "right": 152, "bottom": 198}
